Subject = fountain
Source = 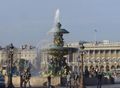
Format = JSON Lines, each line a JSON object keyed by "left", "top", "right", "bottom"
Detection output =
{"left": 44, "top": 9, "right": 77, "bottom": 76}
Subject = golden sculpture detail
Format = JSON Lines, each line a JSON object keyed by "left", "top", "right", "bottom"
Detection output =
{"left": 53, "top": 22, "right": 67, "bottom": 47}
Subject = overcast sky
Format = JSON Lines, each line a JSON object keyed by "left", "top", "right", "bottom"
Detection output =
{"left": 0, "top": 0, "right": 120, "bottom": 47}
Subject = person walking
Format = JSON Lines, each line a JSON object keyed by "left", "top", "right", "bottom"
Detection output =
{"left": 66, "top": 73, "right": 71, "bottom": 88}
{"left": 73, "top": 72, "right": 78, "bottom": 88}
{"left": 48, "top": 75, "right": 51, "bottom": 88}
{"left": 97, "top": 72, "right": 103, "bottom": 88}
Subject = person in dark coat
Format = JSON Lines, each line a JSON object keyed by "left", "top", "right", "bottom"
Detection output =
{"left": 48, "top": 75, "right": 51, "bottom": 88}
{"left": 97, "top": 72, "right": 103, "bottom": 88}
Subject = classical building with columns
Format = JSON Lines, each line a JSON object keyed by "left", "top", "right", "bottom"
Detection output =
{"left": 68, "top": 40, "right": 120, "bottom": 72}
{"left": 40, "top": 40, "right": 120, "bottom": 73}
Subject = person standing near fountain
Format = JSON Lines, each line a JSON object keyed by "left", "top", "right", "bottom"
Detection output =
{"left": 97, "top": 71, "right": 103, "bottom": 88}
{"left": 66, "top": 72, "right": 71, "bottom": 88}
{"left": 20, "top": 67, "right": 31, "bottom": 88}
{"left": 47, "top": 75, "right": 51, "bottom": 88}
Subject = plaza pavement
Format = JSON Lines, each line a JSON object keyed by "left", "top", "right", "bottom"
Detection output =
{"left": 58, "top": 84, "right": 120, "bottom": 88}
{"left": 15, "top": 84, "right": 120, "bottom": 88}
{"left": 86, "top": 84, "right": 120, "bottom": 88}
{"left": 51, "top": 84, "right": 120, "bottom": 88}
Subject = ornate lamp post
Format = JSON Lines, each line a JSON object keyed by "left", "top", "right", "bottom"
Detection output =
{"left": 7, "top": 43, "right": 15, "bottom": 88}
{"left": 79, "top": 42, "right": 85, "bottom": 88}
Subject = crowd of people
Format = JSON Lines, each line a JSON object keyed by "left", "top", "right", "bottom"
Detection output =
{"left": 66, "top": 72, "right": 79, "bottom": 88}
{"left": 65, "top": 67, "right": 116, "bottom": 88}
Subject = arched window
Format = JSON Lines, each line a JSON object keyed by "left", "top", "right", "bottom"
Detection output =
{"left": 117, "top": 65, "right": 120, "bottom": 69}
{"left": 100, "top": 65, "right": 104, "bottom": 69}
{"left": 106, "top": 65, "right": 109, "bottom": 71}
{"left": 111, "top": 65, "right": 115, "bottom": 69}
{"left": 90, "top": 65, "right": 94, "bottom": 71}
{"left": 96, "top": 65, "right": 98, "bottom": 69}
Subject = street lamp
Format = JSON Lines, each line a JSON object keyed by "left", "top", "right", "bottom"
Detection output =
{"left": 7, "top": 43, "right": 15, "bottom": 88}
{"left": 79, "top": 42, "right": 85, "bottom": 88}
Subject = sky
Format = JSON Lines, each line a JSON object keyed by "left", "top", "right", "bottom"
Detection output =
{"left": 0, "top": 0, "right": 120, "bottom": 47}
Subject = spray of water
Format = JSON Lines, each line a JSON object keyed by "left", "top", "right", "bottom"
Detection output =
{"left": 54, "top": 9, "right": 60, "bottom": 24}
{"left": 48, "top": 9, "right": 60, "bottom": 33}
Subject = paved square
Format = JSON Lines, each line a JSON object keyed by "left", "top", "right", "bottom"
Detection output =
{"left": 86, "top": 84, "right": 120, "bottom": 88}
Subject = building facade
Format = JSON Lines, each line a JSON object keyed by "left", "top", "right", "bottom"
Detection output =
{"left": 0, "top": 44, "right": 37, "bottom": 70}
{"left": 40, "top": 40, "right": 120, "bottom": 73}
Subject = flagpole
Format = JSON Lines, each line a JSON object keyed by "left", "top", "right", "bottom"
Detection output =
{"left": 94, "top": 29, "right": 97, "bottom": 44}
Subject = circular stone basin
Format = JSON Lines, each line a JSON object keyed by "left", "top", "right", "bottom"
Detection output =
{"left": 44, "top": 45, "right": 78, "bottom": 56}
